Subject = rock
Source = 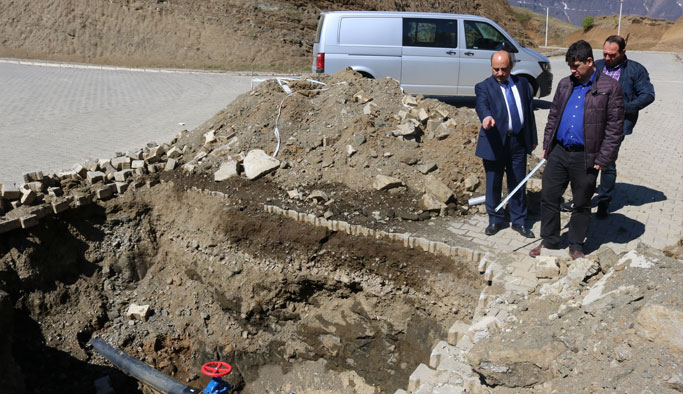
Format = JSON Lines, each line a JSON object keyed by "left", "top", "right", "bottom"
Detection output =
{"left": 346, "top": 144, "right": 357, "bottom": 157}
{"left": 527, "top": 178, "right": 542, "bottom": 192}
{"left": 402, "top": 95, "right": 418, "bottom": 106}
{"left": 353, "top": 134, "right": 366, "bottom": 146}
{"left": 392, "top": 123, "right": 417, "bottom": 137}
{"left": 424, "top": 175, "right": 453, "bottom": 203}
{"left": 613, "top": 343, "right": 631, "bottom": 361}
{"left": 535, "top": 256, "right": 560, "bottom": 279}
{"left": 164, "top": 158, "right": 177, "bottom": 171}
{"left": 362, "top": 102, "right": 377, "bottom": 115}
{"left": 214, "top": 160, "right": 238, "bottom": 181}
{"left": 436, "top": 131, "right": 450, "bottom": 140}
{"left": 426, "top": 119, "right": 441, "bottom": 133}
{"left": 204, "top": 130, "right": 216, "bottom": 145}
{"left": 417, "top": 162, "right": 437, "bottom": 174}
{"left": 419, "top": 193, "right": 446, "bottom": 211}
{"left": 566, "top": 258, "right": 600, "bottom": 283}
{"left": 464, "top": 174, "right": 480, "bottom": 192}
{"left": 373, "top": 175, "right": 403, "bottom": 191}
{"left": 111, "top": 156, "right": 131, "bottom": 170}
{"left": 468, "top": 334, "right": 565, "bottom": 387}
{"left": 86, "top": 171, "right": 105, "bottom": 184}
{"left": 417, "top": 108, "right": 429, "bottom": 122}
{"left": 243, "top": 150, "right": 280, "bottom": 180}
{"left": 468, "top": 316, "right": 501, "bottom": 343}
{"left": 593, "top": 246, "right": 619, "bottom": 272}
{"left": 125, "top": 304, "right": 151, "bottom": 321}
{"left": 167, "top": 146, "right": 182, "bottom": 159}
{"left": 20, "top": 189, "right": 37, "bottom": 205}
{"left": 636, "top": 304, "right": 683, "bottom": 352}
{"left": 667, "top": 373, "right": 683, "bottom": 392}
{"left": 307, "top": 190, "right": 329, "bottom": 203}
{"left": 353, "top": 90, "right": 371, "bottom": 103}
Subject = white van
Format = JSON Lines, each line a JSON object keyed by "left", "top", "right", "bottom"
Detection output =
{"left": 312, "top": 11, "right": 552, "bottom": 97}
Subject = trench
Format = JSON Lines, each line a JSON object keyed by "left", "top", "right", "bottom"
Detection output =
{"left": 0, "top": 180, "right": 484, "bottom": 393}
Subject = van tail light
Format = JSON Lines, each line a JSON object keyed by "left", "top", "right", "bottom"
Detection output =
{"left": 315, "top": 53, "right": 325, "bottom": 73}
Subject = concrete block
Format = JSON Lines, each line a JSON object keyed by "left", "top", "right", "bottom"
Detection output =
{"left": 164, "top": 158, "right": 177, "bottom": 171}
{"left": 373, "top": 175, "right": 403, "bottom": 191}
{"left": 127, "top": 149, "right": 143, "bottom": 160}
{"left": 146, "top": 179, "right": 159, "bottom": 188}
{"left": 47, "top": 187, "right": 63, "bottom": 197}
{"left": 125, "top": 304, "right": 150, "bottom": 321}
{"left": 11, "top": 200, "right": 22, "bottom": 209}
{"left": 115, "top": 182, "right": 129, "bottom": 194}
{"left": 30, "top": 206, "right": 51, "bottom": 219}
{"left": 429, "top": 340, "right": 458, "bottom": 369}
{"left": 25, "top": 181, "right": 45, "bottom": 193}
{"left": 1, "top": 184, "right": 22, "bottom": 200}
{"left": 402, "top": 95, "right": 418, "bottom": 106}
{"left": 0, "top": 218, "right": 21, "bottom": 234}
{"left": 86, "top": 171, "right": 105, "bottom": 184}
{"left": 408, "top": 364, "right": 436, "bottom": 392}
{"left": 113, "top": 170, "right": 133, "bottom": 182}
{"left": 167, "top": 146, "right": 182, "bottom": 159}
{"left": 111, "top": 156, "right": 131, "bottom": 170}
{"left": 243, "top": 149, "right": 280, "bottom": 180}
{"left": 23, "top": 171, "right": 44, "bottom": 183}
{"left": 20, "top": 214, "right": 40, "bottom": 229}
{"left": 52, "top": 198, "right": 71, "bottom": 214}
{"left": 131, "top": 160, "right": 145, "bottom": 169}
{"left": 73, "top": 164, "right": 88, "bottom": 178}
{"left": 468, "top": 316, "right": 501, "bottom": 343}
{"left": 96, "top": 184, "right": 116, "bottom": 200}
{"left": 21, "top": 189, "right": 37, "bottom": 205}
{"left": 447, "top": 320, "right": 471, "bottom": 346}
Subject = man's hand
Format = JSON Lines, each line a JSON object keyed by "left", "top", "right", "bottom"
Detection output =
{"left": 594, "top": 164, "right": 605, "bottom": 170}
{"left": 482, "top": 116, "right": 495, "bottom": 130}
{"left": 542, "top": 150, "right": 547, "bottom": 159}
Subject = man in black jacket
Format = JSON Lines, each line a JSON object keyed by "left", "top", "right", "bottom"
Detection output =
{"left": 561, "top": 35, "right": 655, "bottom": 217}
{"left": 530, "top": 40, "right": 624, "bottom": 260}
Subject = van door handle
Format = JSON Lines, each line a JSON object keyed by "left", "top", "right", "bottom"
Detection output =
{"left": 446, "top": 50, "right": 457, "bottom": 55}
{"left": 464, "top": 51, "right": 474, "bottom": 56}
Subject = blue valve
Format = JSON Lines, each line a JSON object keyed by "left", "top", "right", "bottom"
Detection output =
{"left": 201, "top": 361, "right": 232, "bottom": 394}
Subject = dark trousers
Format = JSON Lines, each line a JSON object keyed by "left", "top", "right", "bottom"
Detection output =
{"left": 483, "top": 134, "right": 527, "bottom": 226}
{"left": 597, "top": 160, "right": 617, "bottom": 205}
{"left": 540, "top": 145, "right": 599, "bottom": 251}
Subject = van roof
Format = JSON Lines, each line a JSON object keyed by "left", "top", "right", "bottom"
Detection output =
{"left": 320, "top": 11, "right": 494, "bottom": 21}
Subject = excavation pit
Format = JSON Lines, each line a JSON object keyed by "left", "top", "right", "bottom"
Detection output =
{"left": 0, "top": 178, "right": 485, "bottom": 393}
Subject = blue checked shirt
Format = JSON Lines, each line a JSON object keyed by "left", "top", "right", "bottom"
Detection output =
{"left": 556, "top": 70, "right": 597, "bottom": 147}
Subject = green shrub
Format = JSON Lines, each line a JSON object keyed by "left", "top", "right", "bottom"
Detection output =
{"left": 582, "top": 15, "right": 595, "bottom": 30}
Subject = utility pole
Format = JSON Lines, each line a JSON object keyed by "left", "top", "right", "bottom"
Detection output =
{"left": 545, "top": 7, "right": 549, "bottom": 47}
{"left": 618, "top": 0, "right": 624, "bottom": 35}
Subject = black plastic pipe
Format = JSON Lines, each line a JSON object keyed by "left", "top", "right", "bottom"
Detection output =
{"left": 90, "top": 338, "right": 199, "bottom": 394}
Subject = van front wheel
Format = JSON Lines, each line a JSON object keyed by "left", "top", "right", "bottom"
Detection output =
{"left": 520, "top": 75, "right": 539, "bottom": 97}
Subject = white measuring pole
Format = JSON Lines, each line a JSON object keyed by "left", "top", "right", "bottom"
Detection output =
{"left": 494, "top": 159, "right": 546, "bottom": 212}
{"left": 618, "top": 0, "right": 624, "bottom": 35}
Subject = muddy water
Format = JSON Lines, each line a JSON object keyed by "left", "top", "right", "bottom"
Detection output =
{"left": 0, "top": 183, "right": 484, "bottom": 393}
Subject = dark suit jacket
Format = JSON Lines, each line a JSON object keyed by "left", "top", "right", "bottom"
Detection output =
{"left": 474, "top": 75, "right": 538, "bottom": 161}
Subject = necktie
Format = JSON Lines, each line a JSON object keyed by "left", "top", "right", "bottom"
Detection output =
{"left": 503, "top": 81, "right": 522, "bottom": 134}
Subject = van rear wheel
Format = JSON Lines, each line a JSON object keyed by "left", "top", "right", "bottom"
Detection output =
{"left": 358, "top": 71, "right": 375, "bottom": 79}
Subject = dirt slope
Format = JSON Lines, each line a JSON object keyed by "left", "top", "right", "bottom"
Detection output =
{"left": 0, "top": 0, "right": 532, "bottom": 71}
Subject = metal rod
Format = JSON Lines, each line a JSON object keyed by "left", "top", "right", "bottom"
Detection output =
{"left": 618, "top": 0, "right": 623, "bottom": 35}
{"left": 494, "top": 159, "right": 546, "bottom": 213}
{"left": 545, "top": 7, "right": 549, "bottom": 47}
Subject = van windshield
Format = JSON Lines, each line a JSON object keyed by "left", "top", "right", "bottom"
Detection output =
{"left": 464, "top": 20, "right": 516, "bottom": 52}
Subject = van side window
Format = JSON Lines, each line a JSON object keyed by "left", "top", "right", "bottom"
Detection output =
{"left": 403, "top": 18, "right": 457, "bottom": 48}
{"left": 464, "top": 20, "right": 516, "bottom": 52}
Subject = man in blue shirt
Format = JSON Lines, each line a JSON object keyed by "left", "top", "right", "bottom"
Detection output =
{"left": 530, "top": 41, "right": 624, "bottom": 260}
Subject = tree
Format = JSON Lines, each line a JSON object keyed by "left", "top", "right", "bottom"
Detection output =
{"left": 582, "top": 15, "right": 595, "bottom": 30}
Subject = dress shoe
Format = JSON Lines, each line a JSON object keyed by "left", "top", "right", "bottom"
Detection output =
{"left": 596, "top": 202, "right": 609, "bottom": 219}
{"left": 569, "top": 249, "right": 585, "bottom": 260}
{"left": 485, "top": 223, "right": 504, "bottom": 236}
{"left": 560, "top": 201, "right": 575, "bottom": 212}
{"left": 511, "top": 224, "right": 535, "bottom": 238}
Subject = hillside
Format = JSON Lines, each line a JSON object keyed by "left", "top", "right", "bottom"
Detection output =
{"left": 0, "top": 0, "right": 532, "bottom": 72}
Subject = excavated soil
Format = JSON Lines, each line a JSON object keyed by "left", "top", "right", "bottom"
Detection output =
{"left": 0, "top": 179, "right": 484, "bottom": 393}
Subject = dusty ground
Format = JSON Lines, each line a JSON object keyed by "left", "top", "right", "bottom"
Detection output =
{"left": 0, "top": 0, "right": 532, "bottom": 72}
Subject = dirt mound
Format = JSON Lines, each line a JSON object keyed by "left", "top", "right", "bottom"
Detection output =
{"left": 0, "top": 0, "right": 532, "bottom": 71}
{"left": 564, "top": 15, "right": 683, "bottom": 51}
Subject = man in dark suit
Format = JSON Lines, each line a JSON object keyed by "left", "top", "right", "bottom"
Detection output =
{"left": 474, "top": 50, "right": 538, "bottom": 238}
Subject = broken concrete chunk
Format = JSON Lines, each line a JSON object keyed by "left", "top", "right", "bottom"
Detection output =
{"left": 20, "top": 189, "right": 37, "bottom": 205}
{"left": 52, "top": 198, "right": 71, "bottom": 214}
{"left": 425, "top": 175, "right": 453, "bottom": 203}
{"left": 125, "top": 304, "right": 151, "bottom": 321}
{"left": 468, "top": 316, "right": 501, "bottom": 343}
{"left": 167, "top": 146, "right": 182, "bottom": 159}
{"left": 47, "top": 187, "right": 63, "bottom": 197}
{"left": 20, "top": 214, "right": 40, "bottom": 229}
{"left": 204, "top": 130, "right": 216, "bottom": 145}
{"left": 417, "top": 108, "right": 429, "bottom": 122}
{"left": 373, "top": 175, "right": 403, "bottom": 191}
{"left": 0, "top": 218, "right": 21, "bottom": 234}
{"left": 113, "top": 170, "right": 133, "bottom": 182}
{"left": 346, "top": 144, "right": 356, "bottom": 157}
{"left": 115, "top": 182, "right": 129, "bottom": 194}
{"left": 535, "top": 256, "right": 560, "bottom": 279}
{"left": 636, "top": 304, "right": 683, "bottom": 353}
{"left": 214, "top": 160, "right": 238, "bottom": 181}
{"left": 23, "top": 171, "right": 44, "bottom": 183}
{"left": 243, "top": 149, "right": 280, "bottom": 180}
{"left": 353, "top": 134, "right": 366, "bottom": 146}
{"left": 392, "top": 123, "right": 417, "bottom": 137}
{"left": 111, "top": 156, "right": 131, "bottom": 170}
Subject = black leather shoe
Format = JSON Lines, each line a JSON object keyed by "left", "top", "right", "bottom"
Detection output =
{"left": 596, "top": 202, "right": 609, "bottom": 219}
{"left": 560, "top": 201, "right": 575, "bottom": 212}
{"left": 485, "top": 223, "right": 504, "bottom": 236}
{"left": 511, "top": 224, "right": 535, "bottom": 238}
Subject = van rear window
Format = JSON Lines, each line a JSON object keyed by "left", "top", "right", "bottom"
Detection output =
{"left": 339, "top": 17, "right": 401, "bottom": 46}
{"left": 403, "top": 18, "right": 458, "bottom": 48}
